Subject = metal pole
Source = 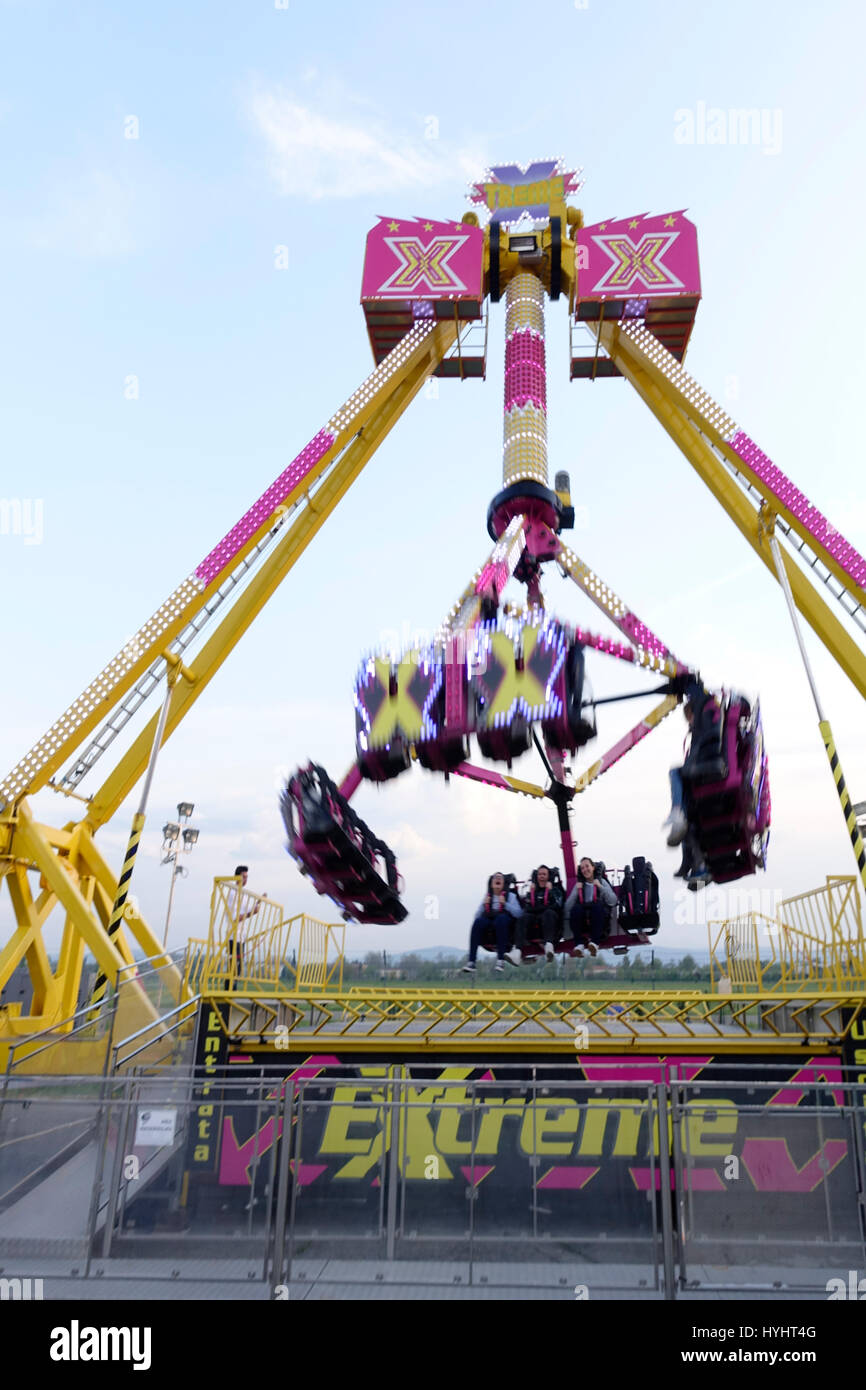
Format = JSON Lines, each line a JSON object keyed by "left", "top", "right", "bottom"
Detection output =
{"left": 655, "top": 1081, "right": 676, "bottom": 1300}
{"left": 768, "top": 534, "right": 866, "bottom": 895}
{"left": 385, "top": 1076, "right": 401, "bottom": 1262}
{"left": 163, "top": 857, "right": 180, "bottom": 949}
{"left": 89, "top": 679, "right": 175, "bottom": 1012}
{"left": 270, "top": 1086, "right": 293, "bottom": 1296}
{"left": 669, "top": 1072, "right": 687, "bottom": 1293}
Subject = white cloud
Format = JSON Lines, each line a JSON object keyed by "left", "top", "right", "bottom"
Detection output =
{"left": 388, "top": 822, "right": 443, "bottom": 859}
{"left": 247, "top": 79, "right": 484, "bottom": 201}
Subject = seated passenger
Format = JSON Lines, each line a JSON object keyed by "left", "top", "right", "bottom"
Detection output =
{"left": 565, "top": 857, "right": 618, "bottom": 956}
{"left": 593, "top": 860, "right": 620, "bottom": 936}
{"left": 682, "top": 681, "right": 724, "bottom": 778}
{"left": 662, "top": 698, "right": 695, "bottom": 847}
{"left": 662, "top": 690, "right": 712, "bottom": 887}
{"left": 674, "top": 827, "right": 712, "bottom": 889}
{"left": 507, "top": 864, "right": 565, "bottom": 965}
{"left": 461, "top": 872, "right": 522, "bottom": 974}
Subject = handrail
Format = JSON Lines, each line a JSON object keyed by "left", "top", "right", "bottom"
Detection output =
{"left": 112, "top": 995, "right": 200, "bottom": 1072}
{"left": 4, "top": 990, "right": 119, "bottom": 1079}
{"left": 3, "top": 948, "right": 190, "bottom": 1080}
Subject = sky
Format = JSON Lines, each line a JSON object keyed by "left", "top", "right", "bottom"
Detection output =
{"left": 1, "top": 0, "right": 865, "bottom": 961}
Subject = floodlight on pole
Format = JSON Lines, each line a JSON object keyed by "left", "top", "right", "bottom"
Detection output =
{"left": 162, "top": 799, "right": 200, "bottom": 947}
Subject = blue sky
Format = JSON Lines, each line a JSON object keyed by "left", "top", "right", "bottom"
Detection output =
{"left": 2, "top": 0, "right": 865, "bottom": 957}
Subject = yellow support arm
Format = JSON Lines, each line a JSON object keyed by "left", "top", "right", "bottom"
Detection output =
{"left": 0, "top": 319, "right": 459, "bottom": 814}
{"left": 86, "top": 331, "right": 456, "bottom": 827}
{"left": 598, "top": 320, "right": 866, "bottom": 700}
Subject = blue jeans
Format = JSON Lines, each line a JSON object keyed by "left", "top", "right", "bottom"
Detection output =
{"left": 669, "top": 766, "right": 685, "bottom": 813}
{"left": 469, "top": 911, "right": 512, "bottom": 962}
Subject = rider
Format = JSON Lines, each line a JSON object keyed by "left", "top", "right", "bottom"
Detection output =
{"left": 462, "top": 871, "right": 522, "bottom": 974}
{"left": 506, "top": 864, "right": 565, "bottom": 965}
{"left": 565, "top": 857, "right": 618, "bottom": 957}
{"left": 662, "top": 682, "right": 716, "bottom": 887}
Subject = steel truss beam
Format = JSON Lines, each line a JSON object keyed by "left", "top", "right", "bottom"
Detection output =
{"left": 1, "top": 321, "right": 460, "bottom": 1037}
{"left": 597, "top": 320, "right": 866, "bottom": 701}
{"left": 197, "top": 986, "right": 865, "bottom": 1054}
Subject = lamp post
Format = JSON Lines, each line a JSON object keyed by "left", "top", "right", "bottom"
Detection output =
{"left": 161, "top": 801, "right": 200, "bottom": 948}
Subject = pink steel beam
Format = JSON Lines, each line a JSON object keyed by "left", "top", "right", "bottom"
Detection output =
{"left": 571, "top": 625, "right": 684, "bottom": 679}
{"left": 554, "top": 539, "right": 689, "bottom": 675}
{"left": 195, "top": 318, "right": 444, "bottom": 591}
{"left": 452, "top": 762, "right": 547, "bottom": 798}
{"left": 196, "top": 430, "right": 335, "bottom": 587}
{"left": 573, "top": 696, "right": 679, "bottom": 794}
{"left": 338, "top": 765, "right": 362, "bottom": 800}
{"left": 727, "top": 431, "right": 866, "bottom": 591}
{"left": 617, "top": 321, "right": 866, "bottom": 600}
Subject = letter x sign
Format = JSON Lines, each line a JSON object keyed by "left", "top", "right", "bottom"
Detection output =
{"left": 377, "top": 235, "right": 470, "bottom": 294}
{"left": 590, "top": 232, "right": 684, "bottom": 294}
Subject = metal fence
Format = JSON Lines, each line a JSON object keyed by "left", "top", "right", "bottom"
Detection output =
{"left": 1, "top": 1062, "right": 864, "bottom": 1297}
{"left": 1, "top": 953, "right": 194, "bottom": 1080}
{"left": 708, "top": 876, "right": 866, "bottom": 994}
{"left": 182, "top": 880, "right": 345, "bottom": 996}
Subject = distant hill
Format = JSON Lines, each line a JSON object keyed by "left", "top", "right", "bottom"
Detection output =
{"left": 623, "top": 945, "right": 711, "bottom": 963}
{"left": 405, "top": 945, "right": 464, "bottom": 961}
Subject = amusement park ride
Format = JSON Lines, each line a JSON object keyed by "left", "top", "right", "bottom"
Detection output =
{"left": 2, "top": 159, "right": 866, "bottom": 1047}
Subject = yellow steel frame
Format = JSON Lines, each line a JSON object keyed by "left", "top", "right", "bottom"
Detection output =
{"left": 708, "top": 876, "right": 866, "bottom": 994}
{"left": 182, "top": 878, "right": 345, "bottom": 996}
{"left": 1, "top": 319, "right": 459, "bottom": 1040}
{"left": 595, "top": 319, "right": 866, "bottom": 700}
{"left": 197, "top": 984, "right": 864, "bottom": 1054}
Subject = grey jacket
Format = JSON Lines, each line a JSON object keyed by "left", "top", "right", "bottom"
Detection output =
{"left": 476, "top": 890, "right": 522, "bottom": 919}
{"left": 565, "top": 877, "right": 617, "bottom": 918}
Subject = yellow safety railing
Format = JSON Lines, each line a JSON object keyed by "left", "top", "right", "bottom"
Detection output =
{"left": 709, "top": 876, "right": 866, "bottom": 993}
{"left": 184, "top": 877, "right": 345, "bottom": 995}
{"left": 211, "top": 986, "right": 865, "bottom": 1054}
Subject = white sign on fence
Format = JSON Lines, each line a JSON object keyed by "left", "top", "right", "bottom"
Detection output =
{"left": 134, "top": 1107, "right": 177, "bottom": 1147}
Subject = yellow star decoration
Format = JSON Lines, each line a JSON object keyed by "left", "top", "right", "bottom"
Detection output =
{"left": 628, "top": 219, "right": 639, "bottom": 229}
{"left": 599, "top": 223, "right": 607, "bottom": 230}
{"left": 664, "top": 214, "right": 676, "bottom": 227}
{"left": 388, "top": 220, "right": 399, "bottom": 231}
{"left": 423, "top": 221, "right": 433, "bottom": 231}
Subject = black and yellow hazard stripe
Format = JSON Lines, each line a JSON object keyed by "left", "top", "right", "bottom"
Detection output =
{"left": 820, "top": 719, "right": 866, "bottom": 891}
{"left": 88, "top": 811, "right": 145, "bottom": 1015}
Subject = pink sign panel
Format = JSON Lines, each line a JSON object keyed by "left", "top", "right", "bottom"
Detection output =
{"left": 577, "top": 211, "right": 700, "bottom": 301}
{"left": 361, "top": 216, "right": 484, "bottom": 301}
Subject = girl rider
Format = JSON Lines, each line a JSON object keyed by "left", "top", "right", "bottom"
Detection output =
{"left": 507, "top": 864, "right": 565, "bottom": 965}
{"left": 462, "top": 871, "right": 522, "bottom": 974}
{"left": 565, "top": 857, "right": 618, "bottom": 957}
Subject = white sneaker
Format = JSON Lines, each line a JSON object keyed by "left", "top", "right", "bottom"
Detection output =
{"left": 545, "top": 943, "right": 555, "bottom": 961}
{"left": 461, "top": 961, "right": 476, "bottom": 973}
{"left": 663, "top": 808, "right": 688, "bottom": 847}
{"left": 505, "top": 947, "right": 522, "bottom": 966}
{"left": 494, "top": 961, "right": 505, "bottom": 972}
